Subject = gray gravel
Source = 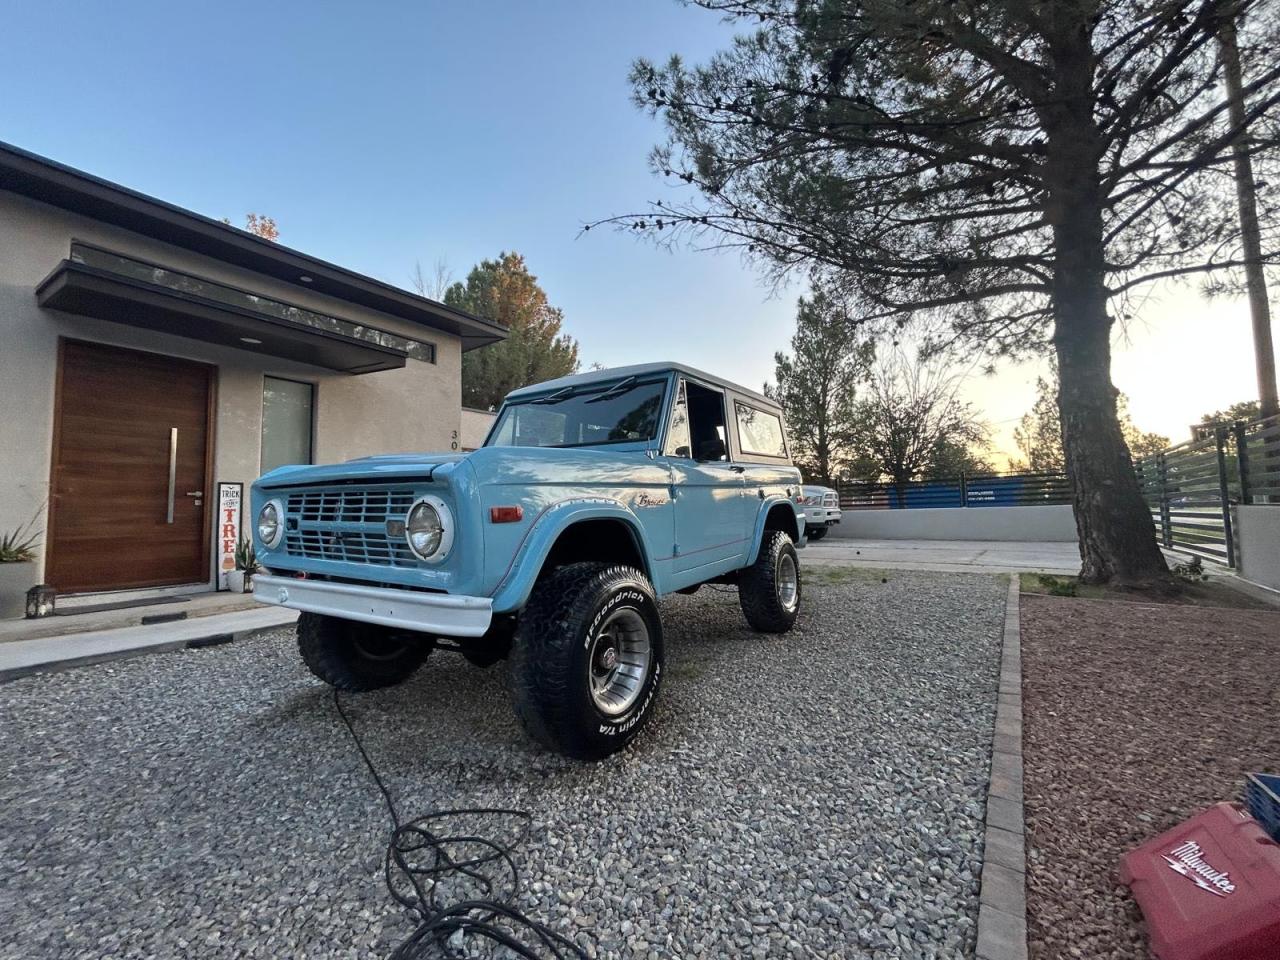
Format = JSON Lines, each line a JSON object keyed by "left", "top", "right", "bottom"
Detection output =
{"left": 0, "top": 568, "right": 1004, "bottom": 960}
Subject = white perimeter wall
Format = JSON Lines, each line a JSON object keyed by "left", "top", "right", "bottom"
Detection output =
{"left": 829, "top": 504, "right": 1078, "bottom": 542}
{"left": 1235, "top": 506, "right": 1280, "bottom": 592}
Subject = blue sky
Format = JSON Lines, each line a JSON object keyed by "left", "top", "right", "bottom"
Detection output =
{"left": 0, "top": 0, "right": 796, "bottom": 390}
{"left": 2, "top": 0, "right": 1264, "bottom": 458}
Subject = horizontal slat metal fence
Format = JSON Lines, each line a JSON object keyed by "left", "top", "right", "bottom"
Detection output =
{"left": 1134, "top": 413, "right": 1280, "bottom": 568}
{"left": 1135, "top": 431, "right": 1235, "bottom": 566}
{"left": 838, "top": 472, "right": 1071, "bottom": 510}
{"left": 1238, "top": 413, "right": 1280, "bottom": 503}
{"left": 965, "top": 473, "right": 1073, "bottom": 506}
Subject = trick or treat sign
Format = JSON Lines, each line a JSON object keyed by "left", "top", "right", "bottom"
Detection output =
{"left": 217, "top": 483, "right": 242, "bottom": 590}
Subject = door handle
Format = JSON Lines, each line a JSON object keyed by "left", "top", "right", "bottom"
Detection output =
{"left": 185, "top": 491, "right": 203, "bottom": 497}
{"left": 166, "top": 428, "right": 178, "bottom": 524}
{"left": 729, "top": 465, "right": 746, "bottom": 473}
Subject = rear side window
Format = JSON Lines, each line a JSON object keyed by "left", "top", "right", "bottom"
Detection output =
{"left": 734, "top": 401, "right": 787, "bottom": 458}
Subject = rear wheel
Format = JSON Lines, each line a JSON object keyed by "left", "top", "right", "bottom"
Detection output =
{"left": 297, "top": 612, "right": 429, "bottom": 691}
{"left": 807, "top": 525, "right": 829, "bottom": 541}
{"left": 511, "top": 563, "right": 664, "bottom": 760}
{"left": 739, "top": 530, "right": 801, "bottom": 633}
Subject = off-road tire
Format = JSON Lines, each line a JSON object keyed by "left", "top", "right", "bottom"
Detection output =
{"left": 511, "top": 563, "right": 664, "bottom": 761}
{"left": 807, "top": 525, "right": 829, "bottom": 541}
{"left": 739, "top": 530, "right": 801, "bottom": 633}
{"left": 297, "top": 612, "right": 429, "bottom": 691}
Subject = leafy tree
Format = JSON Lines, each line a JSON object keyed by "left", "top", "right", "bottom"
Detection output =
{"left": 1011, "top": 368, "right": 1170, "bottom": 470}
{"left": 927, "top": 438, "right": 995, "bottom": 480}
{"left": 849, "top": 352, "right": 990, "bottom": 495}
{"left": 605, "top": 0, "right": 1280, "bottom": 587}
{"left": 444, "top": 253, "right": 580, "bottom": 409}
{"left": 1011, "top": 375, "right": 1066, "bottom": 473}
{"left": 221, "top": 213, "right": 279, "bottom": 241}
{"left": 765, "top": 290, "right": 873, "bottom": 483}
{"left": 1126, "top": 420, "right": 1174, "bottom": 461}
{"left": 1199, "top": 399, "right": 1262, "bottom": 424}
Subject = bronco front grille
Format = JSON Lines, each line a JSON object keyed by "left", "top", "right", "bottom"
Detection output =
{"left": 281, "top": 486, "right": 420, "bottom": 567}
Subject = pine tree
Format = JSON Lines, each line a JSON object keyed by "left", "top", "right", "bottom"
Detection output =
{"left": 445, "top": 253, "right": 580, "bottom": 410}
{"left": 603, "top": 0, "right": 1280, "bottom": 587}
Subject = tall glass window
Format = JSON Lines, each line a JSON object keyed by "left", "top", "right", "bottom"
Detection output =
{"left": 261, "top": 377, "right": 314, "bottom": 472}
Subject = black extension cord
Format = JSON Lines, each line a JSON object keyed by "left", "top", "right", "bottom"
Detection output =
{"left": 331, "top": 690, "right": 590, "bottom": 960}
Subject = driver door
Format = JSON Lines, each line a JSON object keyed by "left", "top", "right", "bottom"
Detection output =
{"left": 662, "top": 378, "right": 749, "bottom": 574}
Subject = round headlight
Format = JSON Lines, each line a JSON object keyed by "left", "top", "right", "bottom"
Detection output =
{"left": 406, "top": 499, "right": 445, "bottom": 560}
{"left": 257, "top": 500, "right": 282, "bottom": 548}
{"left": 405, "top": 496, "right": 453, "bottom": 562}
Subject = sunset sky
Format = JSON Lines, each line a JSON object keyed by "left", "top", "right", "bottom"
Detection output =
{"left": 1, "top": 0, "right": 1267, "bottom": 465}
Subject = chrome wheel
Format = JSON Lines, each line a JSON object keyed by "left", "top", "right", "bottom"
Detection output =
{"left": 588, "top": 608, "right": 652, "bottom": 716}
{"left": 776, "top": 553, "right": 799, "bottom": 613}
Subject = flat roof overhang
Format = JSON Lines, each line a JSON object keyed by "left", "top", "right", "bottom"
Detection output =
{"left": 37, "top": 260, "right": 408, "bottom": 374}
{"left": 0, "top": 141, "right": 507, "bottom": 351}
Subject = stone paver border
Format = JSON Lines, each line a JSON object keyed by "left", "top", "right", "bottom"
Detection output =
{"left": 976, "top": 576, "right": 1028, "bottom": 960}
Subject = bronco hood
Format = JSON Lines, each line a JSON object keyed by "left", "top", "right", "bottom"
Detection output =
{"left": 255, "top": 451, "right": 469, "bottom": 488}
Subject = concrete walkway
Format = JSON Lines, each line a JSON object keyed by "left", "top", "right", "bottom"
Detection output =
{"left": 805, "top": 538, "right": 1082, "bottom": 575}
{"left": 0, "top": 606, "right": 296, "bottom": 682}
{"left": 0, "top": 590, "right": 265, "bottom": 644}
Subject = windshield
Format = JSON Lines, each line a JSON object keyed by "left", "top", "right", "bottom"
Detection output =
{"left": 486, "top": 379, "right": 667, "bottom": 449}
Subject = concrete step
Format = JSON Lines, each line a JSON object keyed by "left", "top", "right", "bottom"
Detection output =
{"left": 0, "top": 591, "right": 263, "bottom": 644}
{"left": 0, "top": 606, "right": 298, "bottom": 682}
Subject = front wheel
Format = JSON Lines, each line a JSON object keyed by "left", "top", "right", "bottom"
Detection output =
{"left": 807, "top": 525, "right": 829, "bottom": 541}
{"left": 297, "top": 612, "right": 429, "bottom": 691}
{"left": 739, "top": 530, "right": 801, "bottom": 633}
{"left": 511, "top": 563, "right": 664, "bottom": 760}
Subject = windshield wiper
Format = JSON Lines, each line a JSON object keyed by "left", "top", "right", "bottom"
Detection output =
{"left": 584, "top": 376, "right": 638, "bottom": 404}
{"left": 531, "top": 387, "right": 577, "bottom": 405}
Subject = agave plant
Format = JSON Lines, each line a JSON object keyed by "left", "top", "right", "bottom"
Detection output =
{"left": 234, "top": 536, "right": 258, "bottom": 574}
{"left": 0, "top": 515, "right": 40, "bottom": 563}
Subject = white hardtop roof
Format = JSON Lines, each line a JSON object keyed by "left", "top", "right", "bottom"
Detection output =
{"left": 503, "top": 361, "right": 779, "bottom": 410}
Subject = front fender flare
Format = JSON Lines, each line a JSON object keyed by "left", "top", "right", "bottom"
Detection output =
{"left": 489, "top": 498, "right": 657, "bottom": 613}
{"left": 748, "top": 497, "right": 805, "bottom": 563}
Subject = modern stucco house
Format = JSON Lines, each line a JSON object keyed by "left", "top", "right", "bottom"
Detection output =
{"left": 0, "top": 141, "right": 506, "bottom": 599}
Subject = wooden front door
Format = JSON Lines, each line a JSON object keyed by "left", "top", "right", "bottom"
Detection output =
{"left": 47, "top": 340, "right": 214, "bottom": 593}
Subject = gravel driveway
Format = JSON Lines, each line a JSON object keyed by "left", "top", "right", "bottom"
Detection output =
{"left": 1, "top": 569, "right": 1004, "bottom": 960}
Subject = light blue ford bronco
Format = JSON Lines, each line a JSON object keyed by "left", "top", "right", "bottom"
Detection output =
{"left": 251, "top": 362, "right": 805, "bottom": 759}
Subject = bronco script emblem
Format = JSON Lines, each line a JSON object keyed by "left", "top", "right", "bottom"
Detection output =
{"left": 1161, "top": 840, "right": 1236, "bottom": 897}
{"left": 634, "top": 493, "right": 669, "bottom": 508}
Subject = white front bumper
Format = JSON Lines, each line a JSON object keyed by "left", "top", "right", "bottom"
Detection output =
{"left": 252, "top": 574, "right": 493, "bottom": 637}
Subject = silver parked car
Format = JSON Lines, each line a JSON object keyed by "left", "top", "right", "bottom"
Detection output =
{"left": 800, "top": 485, "right": 841, "bottom": 540}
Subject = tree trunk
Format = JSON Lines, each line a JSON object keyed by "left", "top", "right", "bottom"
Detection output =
{"left": 1053, "top": 289, "right": 1170, "bottom": 587}
{"left": 1045, "top": 25, "right": 1173, "bottom": 589}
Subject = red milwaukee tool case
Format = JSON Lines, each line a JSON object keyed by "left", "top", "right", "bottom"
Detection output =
{"left": 1119, "top": 802, "right": 1280, "bottom": 960}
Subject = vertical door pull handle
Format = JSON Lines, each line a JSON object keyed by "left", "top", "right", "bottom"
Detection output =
{"left": 166, "top": 428, "right": 178, "bottom": 524}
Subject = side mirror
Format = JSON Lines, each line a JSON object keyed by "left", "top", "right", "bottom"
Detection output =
{"left": 696, "top": 438, "right": 727, "bottom": 461}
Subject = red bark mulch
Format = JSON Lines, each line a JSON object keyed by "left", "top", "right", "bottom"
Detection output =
{"left": 1021, "top": 593, "right": 1280, "bottom": 960}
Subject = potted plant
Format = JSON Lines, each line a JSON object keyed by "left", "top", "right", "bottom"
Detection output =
{"left": 228, "top": 536, "right": 259, "bottom": 594}
{"left": 0, "top": 517, "right": 40, "bottom": 619}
